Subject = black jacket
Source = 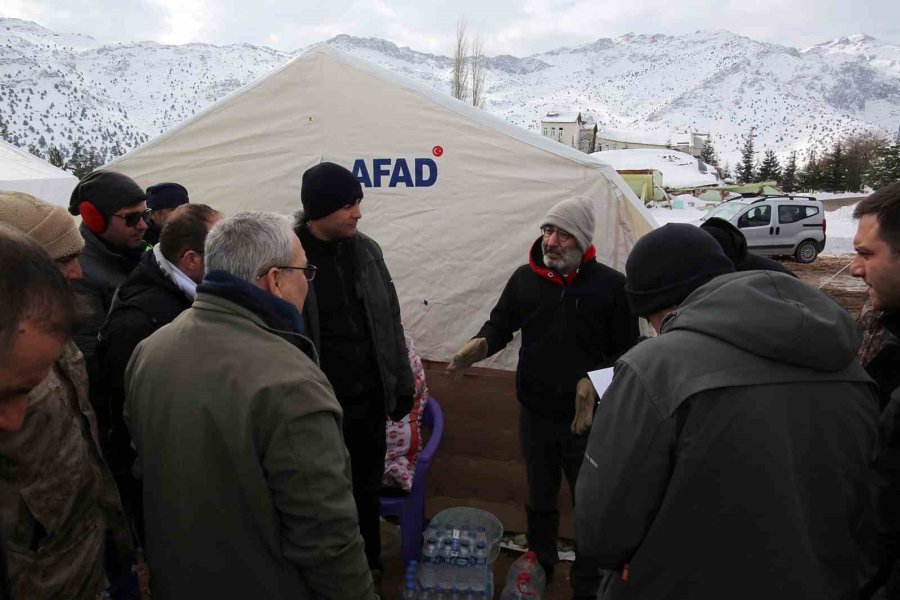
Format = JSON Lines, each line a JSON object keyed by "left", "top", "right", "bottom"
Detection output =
{"left": 864, "top": 311, "right": 900, "bottom": 598}
{"left": 576, "top": 271, "right": 878, "bottom": 600}
{"left": 72, "top": 225, "right": 144, "bottom": 383}
{"left": 297, "top": 222, "right": 414, "bottom": 417}
{"left": 701, "top": 217, "right": 797, "bottom": 276}
{"left": 96, "top": 250, "right": 193, "bottom": 473}
{"left": 476, "top": 238, "right": 639, "bottom": 420}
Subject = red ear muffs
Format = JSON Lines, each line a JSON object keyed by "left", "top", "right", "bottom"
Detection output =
{"left": 79, "top": 201, "right": 107, "bottom": 234}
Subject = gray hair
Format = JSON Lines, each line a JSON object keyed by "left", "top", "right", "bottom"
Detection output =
{"left": 204, "top": 211, "right": 295, "bottom": 283}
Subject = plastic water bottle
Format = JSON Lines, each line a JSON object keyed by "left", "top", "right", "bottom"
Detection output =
{"left": 499, "top": 572, "right": 541, "bottom": 600}
{"left": 435, "top": 584, "right": 449, "bottom": 600}
{"left": 474, "top": 541, "right": 487, "bottom": 567}
{"left": 419, "top": 585, "right": 434, "bottom": 600}
{"left": 475, "top": 526, "right": 487, "bottom": 547}
{"left": 422, "top": 537, "right": 440, "bottom": 565}
{"left": 505, "top": 551, "right": 546, "bottom": 597}
{"left": 457, "top": 539, "right": 472, "bottom": 567}
{"left": 402, "top": 579, "right": 418, "bottom": 600}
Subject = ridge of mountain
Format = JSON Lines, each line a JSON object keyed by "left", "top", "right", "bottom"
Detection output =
{"left": 0, "top": 17, "right": 897, "bottom": 167}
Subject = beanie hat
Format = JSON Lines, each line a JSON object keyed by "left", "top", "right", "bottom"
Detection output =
{"left": 68, "top": 170, "right": 146, "bottom": 217}
{"left": 542, "top": 196, "right": 595, "bottom": 251}
{"left": 625, "top": 223, "right": 735, "bottom": 317}
{"left": 0, "top": 191, "right": 84, "bottom": 259}
{"left": 146, "top": 182, "right": 189, "bottom": 210}
{"left": 301, "top": 162, "right": 363, "bottom": 221}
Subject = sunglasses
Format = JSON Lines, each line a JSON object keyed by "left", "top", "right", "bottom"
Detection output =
{"left": 110, "top": 209, "right": 151, "bottom": 228}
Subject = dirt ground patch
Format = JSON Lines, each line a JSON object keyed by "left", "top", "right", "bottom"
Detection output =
{"left": 788, "top": 254, "right": 868, "bottom": 317}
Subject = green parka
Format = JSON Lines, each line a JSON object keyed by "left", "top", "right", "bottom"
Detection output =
{"left": 124, "top": 292, "right": 374, "bottom": 600}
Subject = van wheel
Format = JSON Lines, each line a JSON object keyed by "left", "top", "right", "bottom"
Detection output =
{"left": 795, "top": 239, "right": 819, "bottom": 263}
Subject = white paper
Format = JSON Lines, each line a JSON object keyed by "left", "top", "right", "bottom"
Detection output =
{"left": 587, "top": 368, "right": 615, "bottom": 401}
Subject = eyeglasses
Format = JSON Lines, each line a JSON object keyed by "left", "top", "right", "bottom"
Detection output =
{"left": 110, "top": 209, "right": 151, "bottom": 228}
{"left": 540, "top": 225, "right": 572, "bottom": 243}
{"left": 257, "top": 264, "right": 318, "bottom": 282}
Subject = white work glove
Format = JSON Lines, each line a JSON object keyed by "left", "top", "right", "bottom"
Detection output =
{"left": 446, "top": 338, "right": 488, "bottom": 383}
{"left": 571, "top": 377, "right": 596, "bottom": 434}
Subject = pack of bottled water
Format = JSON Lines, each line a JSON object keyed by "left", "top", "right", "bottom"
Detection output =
{"left": 400, "top": 522, "right": 494, "bottom": 599}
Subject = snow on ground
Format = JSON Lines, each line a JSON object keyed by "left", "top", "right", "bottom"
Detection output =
{"left": 649, "top": 201, "right": 860, "bottom": 255}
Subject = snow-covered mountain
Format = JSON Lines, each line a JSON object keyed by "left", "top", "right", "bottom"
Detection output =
{"left": 0, "top": 18, "right": 898, "bottom": 167}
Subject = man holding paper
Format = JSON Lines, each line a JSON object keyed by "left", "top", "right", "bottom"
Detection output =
{"left": 576, "top": 224, "right": 878, "bottom": 600}
{"left": 447, "top": 196, "right": 639, "bottom": 600}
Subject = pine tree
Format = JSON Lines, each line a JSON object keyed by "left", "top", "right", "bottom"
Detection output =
{"left": 865, "top": 141, "right": 900, "bottom": 190}
{"left": 799, "top": 151, "right": 822, "bottom": 192}
{"left": 68, "top": 141, "right": 92, "bottom": 179}
{"left": 822, "top": 142, "right": 848, "bottom": 192}
{"left": 758, "top": 150, "right": 782, "bottom": 183}
{"left": 47, "top": 145, "right": 65, "bottom": 169}
{"left": 735, "top": 129, "right": 756, "bottom": 184}
{"left": 699, "top": 140, "right": 718, "bottom": 166}
{"left": 780, "top": 152, "right": 798, "bottom": 193}
{"left": 27, "top": 144, "right": 42, "bottom": 159}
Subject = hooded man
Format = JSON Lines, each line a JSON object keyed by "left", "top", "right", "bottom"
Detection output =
{"left": 447, "top": 196, "right": 639, "bottom": 599}
{"left": 67, "top": 170, "right": 148, "bottom": 385}
{"left": 0, "top": 197, "right": 134, "bottom": 600}
{"left": 143, "top": 182, "right": 189, "bottom": 246}
{"left": 576, "top": 223, "right": 878, "bottom": 600}
{"left": 97, "top": 203, "right": 222, "bottom": 545}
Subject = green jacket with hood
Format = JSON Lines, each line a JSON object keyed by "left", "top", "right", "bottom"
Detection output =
{"left": 124, "top": 292, "right": 374, "bottom": 600}
{"left": 576, "top": 270, "right": 878, "bottom": 600}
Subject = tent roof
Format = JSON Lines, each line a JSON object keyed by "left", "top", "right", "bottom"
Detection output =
{"left": 0, "top": 138, "right": 75, "bottom": 182}
{"left": 592, "top": 148, "right": 719, "bottom": 189}
{"left": 105, "top": 43, "right": 656, "bottom": 368}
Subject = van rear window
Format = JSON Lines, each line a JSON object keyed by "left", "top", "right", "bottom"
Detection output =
{"left": 778, "top": 205, "right": 819, "bottom": 223}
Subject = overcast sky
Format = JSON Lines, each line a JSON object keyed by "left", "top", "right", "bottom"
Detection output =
{"left": 1, "top": 0, "right": 898, "bottom": 56}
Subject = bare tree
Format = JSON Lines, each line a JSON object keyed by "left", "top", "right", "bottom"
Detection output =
{"left": 451, "top": 20, "right": 470, "bottom": 102}
{"left": 470, "top": 32, "right": 486, "bottom": 109}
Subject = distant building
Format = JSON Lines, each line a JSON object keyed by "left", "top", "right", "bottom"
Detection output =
{"left": 595, "top": 127, "right": 710, "bottom": 158}
{"left": 541, "top": 111, "right": 597, "bottom": 154}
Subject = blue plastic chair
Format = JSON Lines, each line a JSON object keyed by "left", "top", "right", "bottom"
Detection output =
{"left": 380, "top": 396, "right": 444, "bottom": 566}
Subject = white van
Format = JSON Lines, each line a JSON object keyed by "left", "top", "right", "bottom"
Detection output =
{"left": 702, "top": 195, "right": 827, "bottom": 263}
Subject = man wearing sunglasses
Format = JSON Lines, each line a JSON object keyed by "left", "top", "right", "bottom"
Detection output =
{"left": 96, "top": 203, "right": 222, "bottom": 545}
{"left": 67, "top": 170, "right": 149, "bottom": 391}
{"left": 447, "top": 196, "right": 639, "bottom": 600}
{"left": 295, "top": 162, "right": 414, "bottom": 579}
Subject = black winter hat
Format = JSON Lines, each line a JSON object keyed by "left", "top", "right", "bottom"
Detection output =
{"left": 146, "top": 182, "right": 189, "bottom": 210}
{"left": 625, "top": 223, "right": 736, "bottom": 317}
{"left": 68, "top": 170, "right": 146, "bottom": 216}
{"left": 301, "top": 162, "right": 363, "bottom": 220}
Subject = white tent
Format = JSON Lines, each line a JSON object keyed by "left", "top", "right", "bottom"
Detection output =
{"left": 0, "top": 139, "right": 78, "bottom": 207}
{"left": 105, "top": 44, "right": 656, "bottom": 368}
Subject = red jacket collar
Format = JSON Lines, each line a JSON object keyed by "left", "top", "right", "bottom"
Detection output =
{"left": 528, "top": 237, "right": 596, "bottom": 287}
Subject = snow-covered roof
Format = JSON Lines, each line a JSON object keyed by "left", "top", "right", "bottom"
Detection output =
{"left": 592, "top": 148, "right": 719, "bottom": 189}
{"left": 598, "top": 127, "right": 672, "bottom": 146}
{"left": 542, "top": 111, "right": 581, "bottom": 123}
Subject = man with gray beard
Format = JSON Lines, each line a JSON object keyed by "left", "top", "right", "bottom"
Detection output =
{"left": 447, "top": 196, "right": 639, "bottom": 600}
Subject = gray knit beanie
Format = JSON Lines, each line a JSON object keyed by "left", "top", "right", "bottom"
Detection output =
{"left": 542, "top": 196, "right": 595, "bottom": 251}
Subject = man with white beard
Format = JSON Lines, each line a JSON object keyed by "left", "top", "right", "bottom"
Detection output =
{"left": 447, "top": 196, "right": 639, "bottom": 600}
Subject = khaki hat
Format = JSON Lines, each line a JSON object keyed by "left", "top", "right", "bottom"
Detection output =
{"left": 0, "top": 191, "right": 85, "bottom": 259}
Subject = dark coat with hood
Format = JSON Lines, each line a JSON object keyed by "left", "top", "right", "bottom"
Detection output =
{"left": 476, "top": 238, "right": 639, "bottom": 421}
{"left": 96, "top": 250, "right": 193, "bottom": 474}
{"left": 576, "top": 270, "right": 878, "bottom": 600}
{"left": 701, "top": 217, "right": 797, "bottom": 276}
